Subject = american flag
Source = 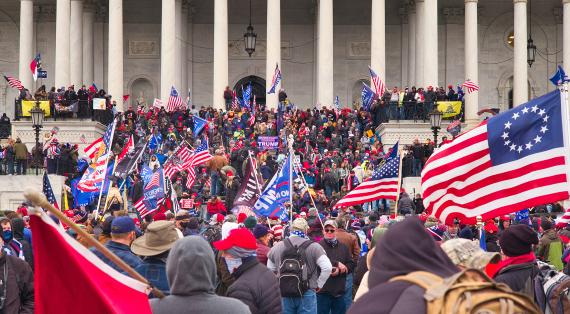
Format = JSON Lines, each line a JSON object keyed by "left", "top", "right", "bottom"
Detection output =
{"left": 145, "top": 171, "right": 162, "bottom": 189}
{"left": 43, "top": 172, "right": 59, "bottom": 210}
{"left": 191, "top": 140, "right": 213, "bottom": 166}
{"left": 462, "top": 79, "right": 480, "bottom": 94}
{"left": 77, "top": 152, "right": 110, "bottom": 192}
{"left": 232, "top": 90, "right": 239, "bottom": 110}
{"left": 134, "top": 197, "right": 154, "bottom": 219}
{"left": 422, "top": 90, "right": 570, "bottom": 225}
{"left": 268, "top": 63, "right": 282, "bottom": 94}
{"left": 4, "top": 75, "right": 24, "bottom": 90}
{"left": 79, "top": 134, "right": 87, "bottom": 144}
{"left": 83, "top": 137, "right": 103, "bottom": 159}
{"left": 334, "top": 143, "right": 400, "bottom": 208}
{"left": 164, "top": 145, "right": 193, "bottom": 179}
{"left": 556, "top": 208, "right": 570, "bottom": 229}
{"left": 186, "top": 168, "right": 196, "bottom": 190}
{"left": 166, "top": 86, "right": 183, "bottom": 112}
{"left": 369, "top": 66, "right": 386, "bottom": 97}
{"left": 30, "top": 53, "right": 41, "bottom": 81}
{"left": 248, "top": 97, "right": 256, "bottom": 126}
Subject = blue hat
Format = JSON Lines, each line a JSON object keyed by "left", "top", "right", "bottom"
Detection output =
{"left": 111, "top": 216, "right": 136, "bottom": 234}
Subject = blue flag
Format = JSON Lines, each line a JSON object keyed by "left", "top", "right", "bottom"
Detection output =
{"left": 361, "top": 83, "right": 375, "bottom": 111}
{"left": 193, "top": 115, "right": 207, "bottom": 137}
{"left": 479, "top": 229, "right": 487, "bottom": 251}
{"left": 549, "top": 65, "right": 568, "bottom": 86}
{"left": 149, "top": 133, "right": 162, "bottom": 150}
{"left": 143, "top": 169, "right": 165, "bottom": 210}
{"left": 334, "top": 96, "right": 340, "bottom": 111}
{"left": 71, "top": 178, "right": 97, "bottom": 207}
{"left": 141, "top": 165, "right": 153, "bottom": 183}
{"left": 241, "top": 84, "right": 252, "bottom": 110}
{"left": 253, "top": 154, "right": 291, "bottom": 221}
{"left": 268, "top": 63, "right": 282, "bottom": 94}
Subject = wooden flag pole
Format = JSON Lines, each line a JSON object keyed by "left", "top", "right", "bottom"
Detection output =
{"left": 24, "top": 190, "right": 165, "bottom": 299}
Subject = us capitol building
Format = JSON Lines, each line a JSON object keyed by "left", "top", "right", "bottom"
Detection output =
{"left": 0, "top": 0, "right": 566, "bottom": 124}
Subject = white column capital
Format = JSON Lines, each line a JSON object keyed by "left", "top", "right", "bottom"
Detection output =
{"left": 465, "top": 0, "right": 478, "bottom": 3}
{"left": 513, "top": 0, "right": 527, "bottom": 3}
{"left": 564, "top": 0, "right": 570, "bottom": 4}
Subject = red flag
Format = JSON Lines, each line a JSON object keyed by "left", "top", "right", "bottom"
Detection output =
{"left": 123, "top": 94, "right": 130, "bottom": 102}
{"left": 117, "top": 135, "right": 134, "bottom": 164}
{"left": 31, "top": 212, "right": 151, "bottom": 314}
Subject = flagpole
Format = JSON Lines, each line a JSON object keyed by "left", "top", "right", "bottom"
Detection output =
{"left": 95, "top": 118, "right": 117, "bottom": 218}
{"left": 393, "top": 145, "right": 404, "bottom": 218}
{"left": 117, "top": 139, "right": 149, "bottom": 192}
{"left": 288, "top": 134, "right": 294, "bottom": 223}
{"left": 293, "top": 160, "right": 325, "bottom": 229}
{"left": 559, "top": 83, "right": 570, "bottom": 197}
{"left": 24, "top": 190, "right": 165, "bottom": 299}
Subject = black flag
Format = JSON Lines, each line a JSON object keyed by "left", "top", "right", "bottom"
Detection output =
{"left": 114, "top": 139, "right": 147, "bottom": 179}
{"left": 232, "top": 154, "right": 263, "bottom": 209}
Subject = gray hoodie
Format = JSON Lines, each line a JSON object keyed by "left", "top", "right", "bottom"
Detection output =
{"left": 150, "top": 236, "right": 251, "bottom": 314}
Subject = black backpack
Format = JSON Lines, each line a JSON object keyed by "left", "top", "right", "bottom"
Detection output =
{"left": 278, "top": 238, "right": 312, "bottom": 297}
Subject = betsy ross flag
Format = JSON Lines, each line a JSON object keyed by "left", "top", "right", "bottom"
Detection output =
{"left": 43, "top": 172, "right": 59, "bottom": 209}
{"left": 462, "top": 79, "right": 480, "bottom": 94}
{"left": 166, "top": 86, "right": 183, "bottom": 112}
{"left": 31, "top": 210, "right": 151, "bottom": 314}
{"left": 30, "top": 53, "right": 41, "bottom": 81}
{"left": 334, "top": 142, "right": 400, "bottom": 208}
{"left": 422, "top": 89, "right": 570, "bottom": 225}
{"left": 4, "top": 75, "right": 24, "bottom": 90}
{"left": 369, "top": 66, "right": 386, "bottom": 96}
{"left": 268, "top": 63, "right": 282, "bottom": 94}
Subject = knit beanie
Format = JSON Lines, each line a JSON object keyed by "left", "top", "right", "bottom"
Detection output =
{"left": 458, "top": 226, "right": 474, "bottom": 240}
{"left": 499, "top": 224, "right": 539, "bottom": 257}
{"left": 244, "top": 216, "right": 258, "bottom": 229}
{"left": 253, "top": 224, "right": 270, "bottom": 239}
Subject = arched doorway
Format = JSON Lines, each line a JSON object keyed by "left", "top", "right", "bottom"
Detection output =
{"left": 352, "top": 79, "right": 371, "bottom": 107}
{"left": 234, "top": 75, "right": 266, "bottom": 106}
{"left": 130, "top": 77, "right": 155, "bottom": 108}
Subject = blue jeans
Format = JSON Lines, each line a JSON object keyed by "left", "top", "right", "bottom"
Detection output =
{"left": 344, "top": 273, "right": 353, "bottom": 309}
{"left": 412, "top": 158, "right": 422, "bottom": 177}
{"left": 210, "top": 171, "right": 220, "bottom": 197}
{"left": 283, "top": 289, "right": 317, "bottom": 314}
{"left": 317, "top": 292, "right": 346, "bottom": 314}
{"left": 389, "top": 102, "right": 399, "bottom": 120}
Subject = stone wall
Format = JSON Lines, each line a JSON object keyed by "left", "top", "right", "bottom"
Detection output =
{"left": 0, "top": 174, "right": 64, "bottom": 211}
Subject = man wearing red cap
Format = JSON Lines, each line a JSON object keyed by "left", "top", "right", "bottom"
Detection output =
{"left": 214, "top": 228, "right": 281, "bottom": 314}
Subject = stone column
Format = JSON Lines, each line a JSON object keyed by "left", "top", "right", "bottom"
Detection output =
{"left": 181, "top": 1, "right": 188, "bottom": 99}
{"left": 317, "top": 0, "right": 334, "bottom": 106}
{"left": 55, "top": 0, "right": 70, "bottom": 88}
{"left": 174, "top": 0, "right": 183, "bottom": 95}
{"left": 70, "top": 0, "right": 83, "bottom": 87}
{"left": 408, "top": 4, "right": 416, "bottom": 87}
{"left": 513, "top": 0, "right": 527, "bottom": 106}
{"left": 187, "top": 6, "right": 194, "bottom": 101}
{"left": 424, "top": 0, "right": 438, "bottom": 87}
{"left": 161, "top": 0, "right": 176, "bottom": 101}
{"left": 213, "top": 0, "right": 228, "bottom": 110}
{"left": 562, "top": 0, "right": 570, "bottom": 69}
{"left": 415, "top": 0, "right": 425, "bottom": 87}
{"left": 82, "top": 3, "right": 95, "bottom": 85}
{"left": 19, "top": 0, "right": 34, "bottom": 91}
{"left": 464, "top": 0, "right": 478, "bottom": 128}
{"left": 266, "top": 0, "right": 281, "bottom": 110}
{"left": 371, "top": 0, "right": 385, "bottom": 82}
{"left": 107, "top": 0, "right": 124, "bottom": 110}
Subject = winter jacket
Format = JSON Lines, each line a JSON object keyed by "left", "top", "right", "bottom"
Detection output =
{"left": 485, "top": 232, "right": 501, "bottom": 253}
{"left": 318, "top": 239, "right": 354, "bottom": 297}
{"left": 226, "top": 257, "right": 281, "bottom": 314}
{"left": 349, "top": 218, "right": 459, "bottom": 314}
{"left": 493, "top": 261, "right": 539, "bottom": 299}
{"left": 336, "top": 229, "right": 361, "bottom": 265}
{"left": 256, "top": 239, "right": 270, "bottom": 265}
{"left": 207, "top": 200, "right": 227, "bottom": 216}
{"left": 537, "top": 229, "right": 564, "bottom": 270}
{"left": 135, "top": 256, "right": 169, "bottom": 296}
{"left": 150, "top": 236, "right": 250, "bottom": 314}
{"left": 0, "top": 253, "right": 34, "bottom": 314}
{"left": 13, "top": 142, "right": 28, "bottom": 160}
{"left": 397, "top": 193, "right": 414, "bottom": 215}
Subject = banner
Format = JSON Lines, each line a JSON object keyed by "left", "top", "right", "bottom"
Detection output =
{"left": 436, "top": 101, "right": 462, "bottom": 119}
{"left": 114, "top": 139, "right": 147, "bottom": 179}
{"left": 257, "top": 136, "right": 279, "bottom": 151}
{"left": 56, "top": 101, "right": 78, "bottom": 113}
{"left": 152, "top": 98, "right": 163, "bottom": 109}
{"left": 21, "top": 100, "right": 50, "bottom": 117}
{"left": 93, "top": 98, "right": 106, "bottom": 110}
{"left": 253, "top": 154, "right": 291, "bottom": 221}
{"left": 143, "top": 169, "right": 165, "bottom": 211}
{"left": 233, "top": 156, "right": 264, "bottom": 209}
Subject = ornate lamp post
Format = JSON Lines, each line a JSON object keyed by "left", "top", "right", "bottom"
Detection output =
{"left": 527, "top": 0, "right": 536, "bottom": 67}
{"left": 244, "top": 0, "right": 257, "bottom": 56}
{"left": 30, "top": 100, "right": 45, "bottom": 175}
{"left": 429, "top": 109, "right": 443, "bottom": 147}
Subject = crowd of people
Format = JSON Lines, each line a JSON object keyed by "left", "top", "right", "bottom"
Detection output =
{"left": 1, "top": 86, "right": 570, "bottom": 313}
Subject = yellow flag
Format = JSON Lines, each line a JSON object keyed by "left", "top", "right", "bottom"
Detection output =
{"left": 63, "top": 190, "right": 69, "bottom": 211}
{"left": 436, "top": 101, "right": 462, "bottom": 118}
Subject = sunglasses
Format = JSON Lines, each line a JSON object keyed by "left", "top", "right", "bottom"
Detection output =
{"left": 324, "top": 228, "right": 336, "bottom": 233}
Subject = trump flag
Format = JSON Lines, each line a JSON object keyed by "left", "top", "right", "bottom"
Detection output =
{"left": 31, "top": 210, "right": 151, "bottom": 314}
{"left": 422, "top": 89, "right": 570, "bottom": 224}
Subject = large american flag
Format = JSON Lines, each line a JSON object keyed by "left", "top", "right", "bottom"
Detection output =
{"left": 145, "top": 171, "right": 162, "bottom": 189}
{"left": 184, "top": 140, "right": 213, "bottom": 190}
{"left": 422, "top": 89, "right": 570, "bottom": 225}
{"left": 166, "top": 86, "right": 183, "bottom": 112}
{"left": 4, "top": 75, "right": 24, "bottom": 90}
{"left": 134, "top": 197, "right": 154, "bottom": 219}
{"left": 43, "top": 172, "right": 59, "bottom": 209}
{"left": 83, "top": 137, "right": 103, "bottom": 160}
{"left": 369, "top": 66, "right": 385, "bottom": 97}
{"left": 334, "top": 143, "right": 400, "bottom": 208}
{"left": 462, "top": 79, "right": 480, "bottom": 94}
{"left": 164, "top": 145, "right": 193, "bottom": 179}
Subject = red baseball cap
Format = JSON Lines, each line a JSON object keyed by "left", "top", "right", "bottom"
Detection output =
{"left": 213, "top": 228, "right": 257, "bottom": 251}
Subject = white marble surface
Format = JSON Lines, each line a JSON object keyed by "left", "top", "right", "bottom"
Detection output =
{"left": 0, "top": 174, "right": 64, "bottom": 212}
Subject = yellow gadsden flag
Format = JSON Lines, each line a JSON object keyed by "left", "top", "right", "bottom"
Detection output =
{"left": 22, "top": 100, "right": 50, "bottom": 117}
{"left": 436, "top": 101, "right": 462, "bottom": 119}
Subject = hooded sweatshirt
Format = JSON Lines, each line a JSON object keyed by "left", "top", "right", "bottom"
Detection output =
{"left": 349, "top": 217, "right": 459, "bottom": 314}
{"left": 150, "top": 236, "right": 250, "bottom": 314}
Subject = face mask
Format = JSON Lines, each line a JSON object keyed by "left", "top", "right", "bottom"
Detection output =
{"left": 2, "top": 230, "right": 13, "bottom": 243}
{"left": 224, "top": 257, "right": 242, "bottom": 274}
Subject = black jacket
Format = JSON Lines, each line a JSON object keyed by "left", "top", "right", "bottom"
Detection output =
{"left": 0, "top": 253, "right": 34, "bottom": 314}
{"left": 226, "top": 257, "right": 282, "bottom": 314}
{"left": 494, "top": 262, "right": 539, "bottom": 299}
{"left": 318, "top": 239, "right": 354, "bottom": 297}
